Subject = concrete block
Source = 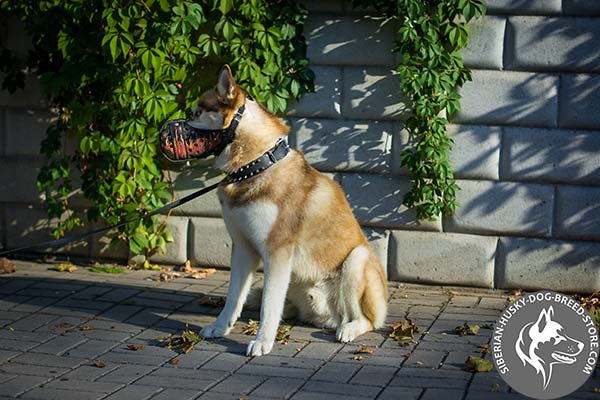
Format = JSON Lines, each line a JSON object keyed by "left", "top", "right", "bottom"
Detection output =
{"left": 4, "top": 109, "right": 53, "bottom": 156}
{"left": 0, "top": 158, "right": 44, "bottom": 203}
{"left": 339, "top": 173, "right": 442, "bottom": 231}
{"left": 445, "top": 180, "right": 554, "bottom": 237}
{"left": 189, "top": 217, "right": 232, "bottom": 268}
{"left": 289, "top": 118, "right": 394, "bottom": 173}
{"left": 149, "top": 216, "right": 188, "bottom": 265}
{"left": 502, "top": 126, "right": 600, "bottom": 185}
{"left": 559, "top": 74, "right": 600, "bottom": 130}
{"left": 4, "top": 204, "right": 90, "bottom": 257}
{"left": 563, "top": 0, "right": 600, "bottom": 16}
{"left": 389, "top": 230, "right": 497, "bottom": 288}
{"left": 362, "top": 227, "right": 389, "bottom": 277}
{"left": 0, "top": 108, "right": 5, "bottom": 156}
{"left": 90, "top": 230, "right": 130, "bottom": 261}
{"left": 462, "top": 16, "right": 506, "bottom": 70}
{"left": 163, "top": 163, "right": 223, "bottom": 218}
{"left": 486, "top": 0, "right": 561, "bottom": 15}
{"left": 496, "top": 237, "right": 600, "bottom": 292}
{"left": 447, "top": 124, "right": 501, "bottom": 180}
{"left": 555, "top": 186, "right": 600, "bottom": 241}
{"left": 342, "top": 67, "right": 410, "bottom": 120}
{"left": 0, "top": 74, "right": 46, "bottom": 108}
{"left": 287, "top": 66, "right": 342, "bottom": 118}
{"left": 305, "top": 15, "right": 395, "bottom": 66}
{"left": 506, "top": 17, "right": 600, "bottom": 72}
{"left": 454, "top": 70, "right": 558, "bottom": 128}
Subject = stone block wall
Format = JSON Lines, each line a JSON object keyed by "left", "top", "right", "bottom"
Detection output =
{"left": 1, "top": 0, "right": 599, "bottom": 292}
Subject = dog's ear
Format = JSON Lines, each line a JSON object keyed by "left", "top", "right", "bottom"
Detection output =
{"left": 535, "top": 307, "right": 553, "bottom": 333}
{"left": 217, "top": 65, "right": 236, "bottom": 103}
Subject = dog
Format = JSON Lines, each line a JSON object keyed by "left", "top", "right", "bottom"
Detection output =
{"left": 515, "top": 306, "right": 584, "bottom": 389}
{"left": 192, "top": 66, "right": 388, "bottom": 356}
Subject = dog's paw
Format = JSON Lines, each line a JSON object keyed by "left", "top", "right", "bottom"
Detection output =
{"left": 246, "top": 337, "right": 274, "bottom": 356}
{"left": 336, "top": 321, "right": 368, "bottom": 343}
{"left": 201, "top": 324, "right": 230, "bottom": 338}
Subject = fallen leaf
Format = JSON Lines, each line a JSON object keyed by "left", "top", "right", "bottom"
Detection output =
{"left": 447, "top": 290, "right": 460, "bottom": 296}
{"left": 198, "top": 296, "right": 226, "bottom": 307}
{"left": 454, "top": 322, "right": 480, "bottom": 336}
{"left": 157, "top": 271, "right": 182, "bottom": 282}
{"left": 389, "top": 319, "right": 420, "bottom": 346}
{"left": 127, "top": 344, "right": 144, "bottom": 351}
{"left": 351, "top": 355, "right": 364, "bottom": 361}
{"left": 354, "top": 343, "right": 374, "bottom": 355}
{"left": 54, "top": 322, "right": 73, "bottom": 329}
{"left": 296, "top": 348, "right": 302, "bottom": 352}
{"left": 242, "top": 320, "right": 259, "bottom": 336}
{"left": 188, "top": 268, "right": 217, "bottom": 280}
{"left": 93, "top": 361, "right": 107, "bottom": 368}
{"left": 293, "top": 339, "right": 309, "bottom": 343}
{"left": 80, "top": 325, "right": 95, "bottom": 331}
{"left": 50, "top": 263, "right": 77, "bottom": 273}
{"left": 510, "top": 289, "right": 525, "bottom": 296}
{"left": 480, "top": 323, "right": 494, "bottom": 330}
{"left": 479, "top": 344, "right": 490, "bottom": 354}
{"left": 507, "top": 296, "right": 516, "bottom": 303}
{"left": 464, "top": 356, "right": 493, "bottom": 372}
{"left": 415, "top": 361, "right": 423, "bottom": 366}
{"left": 491, "top": 383, "right": 500, "bottom": 392}
{"left": 164, "top": 324, "right": 203, "bottom": 354}
{"left": 594, "top": 387, "right": 600, "bottom": 393}
{"left": 169, "top": 359, "right": 180, "bottom": 365}
{"left": 90, "top": 265, "right": 125, "bottom": 274}
{"left": 178, "top": 260, "right": 193, "bottom": 273}
{"left": 0, "top": 258, "right": 15, "bottom": 274}
{"left": 276, "top": 325, "right": 290, "bottom": 345}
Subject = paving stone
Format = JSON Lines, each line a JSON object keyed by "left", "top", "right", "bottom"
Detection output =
{"left": 301, "top": 381, "right": 381, "bottom": 398}
{"left": 97, "top": 351, "right": 170, "bottom": 366}
{"left": 350, "top": 365, "right": 397, "bottom": 386}
{"left": 250, "top": 355, "right": 323, "bottom": 370}
{"left": 0, "top": 363, "right": 70, "bottom": 377}
{"left": 305, "top": 15, "right": 395, "bottom": 66}
{"left": 291, "top": 391, "right": 365, "bottom": 400}
{"left": 563, "top": 0, "right": 600, "bottom": 15}
{"left": 340, "top": 173, "right": 441, "bottom": 231}
{"left": 11, "top": 352, "right": 83, "bottom": 368}
{"left": 390, "top": 367, "right": 470, "bottom": 389}
{"left": 11, "top": 296, "right": 58, "bottom": 313}
{"left": 310, "top": 361, "right": 361, "bottom": 383}
{"left": 506, "top": 16, "right": 600, "bottom": 72}
{"left": 454, "top": 70, "right": 558, "bottom": 128}
{"left": 295, "top": 342, "right": 344, "bottom": 360}
{"left": 97, "top": 364, "right": 156, "bottom": 384}
{"left": 422, "top": 388, "right": 465, "bottom": 400}
{"left": 478, "top": 297, "right": 508, "bottom": 310}
{"left": 0, "top": 374, "right": 47, "bottom": 397}
{"left": 21, "top": 387, "right": 106, "bottom": 400}
{"left": 44, "top": 379, "right": 124, "bottom": 393}
{"left": 404, "top": 350, "right": 446, "bottom": 368}
{"left": 149, "top": 216, "right": 188, "bottom": 265}
{"left": 486, "top": 0, "right": 561, "bottom": 15}
{"left": 389, "top": 231, "right": 496, "bottom": 288}
{"left": 250, "top": 377, "right": 305, "bottom": 399}
{"left": 134, "top": 374, "right": 215, "bottom": 390}
{"left": 101, "top": 385, "right": 160, "bottom": 400}
{"left": 60, "top": 364, "right": 120, "bottom": 381}
{"left": 287, "top": 66, "right": 342, "bottom": 118}
{"left": 555, "top": 186, "right": 600, "bottom": 241}
{"left": 165, "top": 350, "right": 219, "bottom": 369}
{"left": 98, "top": 305, "right": 145, "bottom": 321}
{"left": 210, "top": 373, "right": 265, "bottom": 394}
{"left": 462, "top": 16, "right": 506, "bottom": 69}
{"left": 10, "top": 313, "right": 57, "bottom": 331}
{"left": 377, "top": 386, "right": 423, "bottom": 400}
{"left": 496, "top": 237, "right": 600, "bottom": 292}
{"left": 65, "top": 339, "right": 118, "bottom": 359}
{"left": 559, "top": 74, "right": 600, "bottom": 130}
{"left": 0, "top": 338, "right": 38, "bottom": 351}
{"left": 29, "top": 335, "right": 87, "bottom": 355}
{"left": 470, "top": 372, "right": 511, "bottom": 393}
{"left": 289, "top": 118, "right": 394, "bottom": 174}
{"left": 445, "top": 180, "right": 554, "bottom": 237}
{"left": 342, "top": 67, "right": 410, "bottom": 120}
{"left": 188, "top": 217, "right": 232, "bottom": 268}
{"left": 237, "top": 363, "right": 315, "bottom": 379}
{"left": 96, "top": 288, "right": 141, "bottom": 303}
{"left": 502, "top": 126, "right": 600, "bottom": 185}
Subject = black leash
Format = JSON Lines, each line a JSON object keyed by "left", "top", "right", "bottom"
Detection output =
{"left": 0, "top": 180, "right": 224, "bottom": 257}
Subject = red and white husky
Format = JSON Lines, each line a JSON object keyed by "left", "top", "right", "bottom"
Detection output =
{"left": 192, "top": 66, "right": 388, "bottom": 356}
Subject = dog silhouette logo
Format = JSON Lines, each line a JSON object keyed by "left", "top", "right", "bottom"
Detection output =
{"left": 515, "top": 306, "right": 584, "bottom": 390}
{"left": 492, "top": 291, "right": 598, "bottom": 399}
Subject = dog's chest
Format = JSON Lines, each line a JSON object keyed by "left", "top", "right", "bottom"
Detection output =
{"left": 220, "top": 197, "right": 279, "bottom": 256}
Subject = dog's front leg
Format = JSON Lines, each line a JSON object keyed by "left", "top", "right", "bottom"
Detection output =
{"left": 201, "top": 239, "right": 259, "bottom": 338}
{"left": 247, "top": 248, "right": 292, "bottom": 356}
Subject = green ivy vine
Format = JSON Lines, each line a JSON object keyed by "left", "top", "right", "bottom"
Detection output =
{"left": 0, "top": 0, "right": 314, "bottom": 256}
{"left": 355, "top": 0, "right": 485, "bottom": 220}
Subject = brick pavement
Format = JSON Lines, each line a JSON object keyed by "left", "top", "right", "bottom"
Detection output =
{"left": 0, "top": 260, "right": 597, "bottom": 399}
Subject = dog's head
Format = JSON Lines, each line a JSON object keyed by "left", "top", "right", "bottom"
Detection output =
{"left": 515, "top": 306, "right": 584, "bottom": 389}
{"left": 189, "top": 65, "right": 289, "bottom": 171}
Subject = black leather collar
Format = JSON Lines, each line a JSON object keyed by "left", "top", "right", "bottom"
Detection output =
{"left": 226, "top": 138, "right": 290, "bottom": 184}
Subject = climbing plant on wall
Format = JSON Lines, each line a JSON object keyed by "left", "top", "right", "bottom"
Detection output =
{"left": 0, "top": 0, "right": 314, "bottom": 256}
{"left": 354, "top": 0, "right": 486, "bottom": 220}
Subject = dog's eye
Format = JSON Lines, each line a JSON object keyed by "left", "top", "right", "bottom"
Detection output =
{"left": 553, "top": 336, "right": 564, "bottom": 344}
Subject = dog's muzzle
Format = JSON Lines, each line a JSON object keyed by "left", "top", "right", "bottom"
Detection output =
{"left": 159, "top": 102, "right": 246, "bottom": 162}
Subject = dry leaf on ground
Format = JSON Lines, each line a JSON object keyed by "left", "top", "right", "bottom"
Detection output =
{"left": 454, "top": 322, "right": 481, "bottom": 336}
{"left": 198, "top": 296, "right": 226, "bottom": 307}
{"left": 276, "top": 326, "right": 291, "bottom": 345}
{"left": 93, "top": 361, "right": 107, "bottom": 368}
{"left": 189, "top": 268, "right": 217, "bottom": 280}
{"left": 80, "top": 325, "right": 95, "bottom": 331}
{"left": 127, "top": 344, "right": 144, "bottom": 351}
{"left": 0, "top": 258, "right": 15, "bottom": 274}
{"left": 389, "top": 319, "right": 420, "bottom": 346}
{"left": 169, "top": 359, "right": 180, "bottom": 365}
{"left": 464, "top": 356, "right": 493, "bottom": 372}
{"left": 50, "top": 263, "right": 77, "bottom": 273}
{"left": 351, "top": 355, "right": 364, "bottom": 361}
{"left": 164, "top": 325, "right": 203, "bottom": 354}
{"left": 354, "top": 343, "right": 374, "bottom": 355}
{"left": 242, "top": 320, "right": 259, "bottom": 336}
